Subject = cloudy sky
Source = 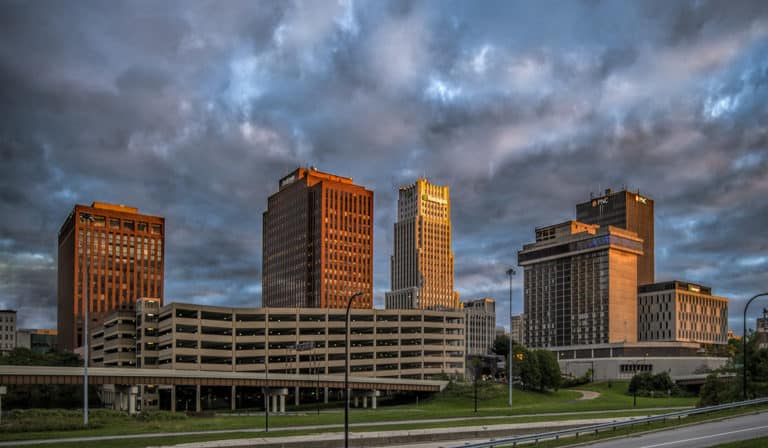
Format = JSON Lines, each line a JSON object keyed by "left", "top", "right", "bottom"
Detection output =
{"left": 1, "top": 0, "right": 767, "bottom": 333}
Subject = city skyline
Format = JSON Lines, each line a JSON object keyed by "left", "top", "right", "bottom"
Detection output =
{"left": 1, "top": 1, "right": 767, "bottom": 333}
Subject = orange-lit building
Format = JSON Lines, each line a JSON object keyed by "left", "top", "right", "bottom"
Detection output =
{"left": 262, "top": 167, "right": 373, "bottom": 308}
{"left": 386, "top": 178, "right": 459, "bottom": 310}
{"left": 57, "top": 202, "right": 164, "bottom": 351}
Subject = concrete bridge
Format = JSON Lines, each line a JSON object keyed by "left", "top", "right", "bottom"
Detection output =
{"left": 0, "top": 365, "right": 447, "bottom": 413}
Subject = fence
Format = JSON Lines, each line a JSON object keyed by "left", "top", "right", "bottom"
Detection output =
{"left": 452, "top": 396, "right": 768, "bottom": 448}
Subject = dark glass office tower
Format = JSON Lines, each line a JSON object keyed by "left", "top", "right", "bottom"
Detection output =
{"left": 576, "top": 188, "right": 654, "bottom": 286}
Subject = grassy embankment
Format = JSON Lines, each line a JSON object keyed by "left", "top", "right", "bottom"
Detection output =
{"left": 0, "top": 381, "right": 699, "bottom": 447}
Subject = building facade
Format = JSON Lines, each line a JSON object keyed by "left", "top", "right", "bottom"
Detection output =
{"left": 518, "top": 221, "right": 643, "bottom": 348}
{"left": 16, "top": 329, "right": 57, "bottom": 353}
{"left": 576, "top": 188, "right": 654, "bottom": 286}
{"left": 464, "top": 298, "right": 495, "bottom": 356}
{"left": 90, "top": 303, "right": 465, "bottom": 381}
{"left": 638, "top": 281, "right": 728, "bottom": 346}
{"left": 510, "top": 315, "right": 524, "bottom": 344}
{"left": 757, "top": 310, "right": 768, "bottom": 349}
{"left": 57, "top": 202, "right": 164, "bottom": 351}
{"left": 386, "top": 178, "right": 459, "bottom": 310}
{"left": 262, "top": 167, "right": 374, "bottom": 309}
{"left": 0, "top": 310, "right": 17, "bottom": 353}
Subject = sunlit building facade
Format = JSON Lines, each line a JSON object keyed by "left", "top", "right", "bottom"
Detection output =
{"left": 262, "top": 167, "right": 374, "bottom": 309}
{"left": 57, "top": 202, "right": 164, "bottom": 351}
{"left": 576, "top": 188, "right": 654, "bottom": 286}
{"left": 638, "top": 281, "right": 728, "bottom": 345}
{"left": 386, "top": 178, "right": 459, "bottom": 310}
{"left": 518, "top": 221, "right": 643, "bottom": 348}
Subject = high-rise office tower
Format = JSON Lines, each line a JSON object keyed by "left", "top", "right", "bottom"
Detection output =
{"left": 576, "top": 188, "right": 654, "bottom": 285}
{"left": 385, "top": 178, "right": 459, "bottom": 309}
{"left": 518, "top": 221, "right": 643, "bottom": 347}
{"left": 57, "top": 202, "right": 164, "bottom": 351}
{"left": 262, "top": 167, "right": 373, "bottom": 308}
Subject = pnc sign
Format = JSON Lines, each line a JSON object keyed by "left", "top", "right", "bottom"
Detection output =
{"left": 635, "top": 195, "right": 648, "bottom": 205}
{"left": 592, "top": 197, "right": 609, "bottom": 207}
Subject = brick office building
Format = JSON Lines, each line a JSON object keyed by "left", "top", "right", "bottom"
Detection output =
{"left": 57, "top": 202, "right": 164, "bottom": 351}
{"left": 262, "top": 167, "right": 374, "bottom": 309}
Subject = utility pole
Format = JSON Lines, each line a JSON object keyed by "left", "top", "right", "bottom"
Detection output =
{"left": 81, "top": 213, "right": 95, "bottom": 427}
{"left": 506, "top": 268, "right": 516, "bottom": 408}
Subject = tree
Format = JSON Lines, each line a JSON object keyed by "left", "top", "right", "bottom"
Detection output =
{"left": 0, "top": 348, "right": 90, "bottom": 408}
{"left": 517, "top": 347, "right": 541, "bottom": 390}
{"left": 535, "top": 349, "right": 562, "bottom": 391}
{"left": 492, "top": 334, "right": 510, "bottom": 358}
{"left": 698, "top": 373, "right": 736, "bottom": 406}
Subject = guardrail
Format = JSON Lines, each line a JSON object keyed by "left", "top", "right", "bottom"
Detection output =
{"left": 452, "top": 396, "right": 768, "bottom": 448}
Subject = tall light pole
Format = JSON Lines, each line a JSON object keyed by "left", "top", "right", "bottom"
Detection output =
{"left": 81, "top": 213, "right": 95, "bottom": 427}
{"left": 506, "top": 268, "right": 515, "bottom": 408}
{"left": 743, "top": 293, "right": 768, "bottom": 400}
{"left": 345, "top": 290, "right": 363, "bottom": 448}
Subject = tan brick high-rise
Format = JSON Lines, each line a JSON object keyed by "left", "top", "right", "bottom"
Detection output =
{"left": 57, "top": 202, "right": 164, "bottom": 351}
{"left": 576, "top": 188, "right": 654, "bottom": 286}
{"left": 262, "top": 167, "right": 373, "bottom": 308}
{"left": 386, "top": 178, "right": 459, "bottom": 309}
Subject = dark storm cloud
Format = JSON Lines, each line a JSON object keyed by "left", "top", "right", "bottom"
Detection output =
{"left": 1, "top": 0, "right": 767, "bottom": 332}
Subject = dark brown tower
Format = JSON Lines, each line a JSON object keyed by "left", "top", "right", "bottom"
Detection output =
{"left": 57, "top": 202, "right": 164, "bottom": 351}
{"left": 262, "top": 167, "right": 373, "bottom": 308}
{"left": 576, "top": 188, "right": 654, "bottom": 286}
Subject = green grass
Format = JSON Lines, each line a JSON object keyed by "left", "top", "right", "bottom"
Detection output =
{"left": 0, "top": 381, "right": 698, "bottom": 444}
{"left": 14, "top": 406, "right": 768, "bottom": 448}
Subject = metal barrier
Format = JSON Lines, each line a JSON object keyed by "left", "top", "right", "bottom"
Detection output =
{"left": 451, "top": 397, "right": 768, "bottom": 448}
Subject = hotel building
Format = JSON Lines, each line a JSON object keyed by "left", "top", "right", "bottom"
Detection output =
{"left": 518, "top": 221, "right": 643, "bottom": 348}
{"left": 262, "top": 167, "right": 374, "bottom": 309}
{"left": 576, "top": 188, "right": 654, "bottom": 286}
{"left": 386, "top": 178, "right": 459, "bottom": 310}
{"left": 464, "top": 298, "right": 496, "bottom": 356}
{"left": 57, "top": 202, "right": 164, "bottom": 351}
{"left": 638, "top": 281, "right": 728, "bottom": 345}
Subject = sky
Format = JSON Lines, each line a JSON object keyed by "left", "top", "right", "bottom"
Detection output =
{"left": 1, "top": 0, "right": 767, "bottom": 333}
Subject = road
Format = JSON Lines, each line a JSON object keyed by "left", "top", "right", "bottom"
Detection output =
{"left": 389, "top": 411, "right": 768, "bottom": 448}
{"left": 0, "top": 407, "right": 687, "bottom": 447}
{"left": 569, "top": 411, "right": 768, "bottom": 448}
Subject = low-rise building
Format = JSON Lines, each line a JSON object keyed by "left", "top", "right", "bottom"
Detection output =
{"left": 638, "top": 281, "right": 728, "bottom": 346}
{"left": 463, "top": 298, "right": 495, "bottom": 356}
{"left": 0, "top": 310, "right": 17, "bottom": 353}
{"left": 91, "top": 302, "right": 466, "bottom": 381}
{"left": 16, "top": 329, "right": 57, "bottom": 353}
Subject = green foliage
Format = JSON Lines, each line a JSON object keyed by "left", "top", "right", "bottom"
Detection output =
{"left": 536, "top": 349, "right": 562, "bottom": 391}
{"left": 698, "top": 373, "right": 738, "bottom": 406}
{"left": 561, "top": 370, "right": 591, "bottom": 388}
{"left": 0, "top": 348, "right": 81, "bottom": 367}
{"left": 492, "top": 334, "right": 510, "bottom": 358}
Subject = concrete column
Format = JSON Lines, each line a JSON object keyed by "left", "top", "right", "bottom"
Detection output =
{"left": 354, "top": 396, "right": 359, "bottom": 408}
{"left": 279, "top": 394, "right": 285, "bottom": 414}
{"left": 231, "top": 385, "right": 236, "bottom": 411}
{"left": 128, "top": 386, "right": 138, "bottom": 415}
{"left": 195, "top": 385, "right": 202, "bottom": 413}
{"left": 295, "top": 386, "right": 300, "bottom": 406}
{"left": 363, "top": 396, "right": 368, "bottom": 408}
{"left": 372, "top": 394, "right": 377, "bottom": 409}
{"left": 171, "top": 386, "right": 176, "bottom": 413}
{"left": 324, "top": 387, "right": 329, "bottom": 404}
{"left": 271, "top": 394, "right": 278, "bottom": 414}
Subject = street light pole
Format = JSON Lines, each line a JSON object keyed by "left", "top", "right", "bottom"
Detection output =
{"left": 345, "top": 291, "right": 363, "bottom": 448}
{"left": 506, "top": 268, "right": 515, "bottom": 408}
{"left": 743, "top": 293, "right": 768, "bottom": 400}
{"left": 81, "top": 213, "right": 95, "bottom": 427}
